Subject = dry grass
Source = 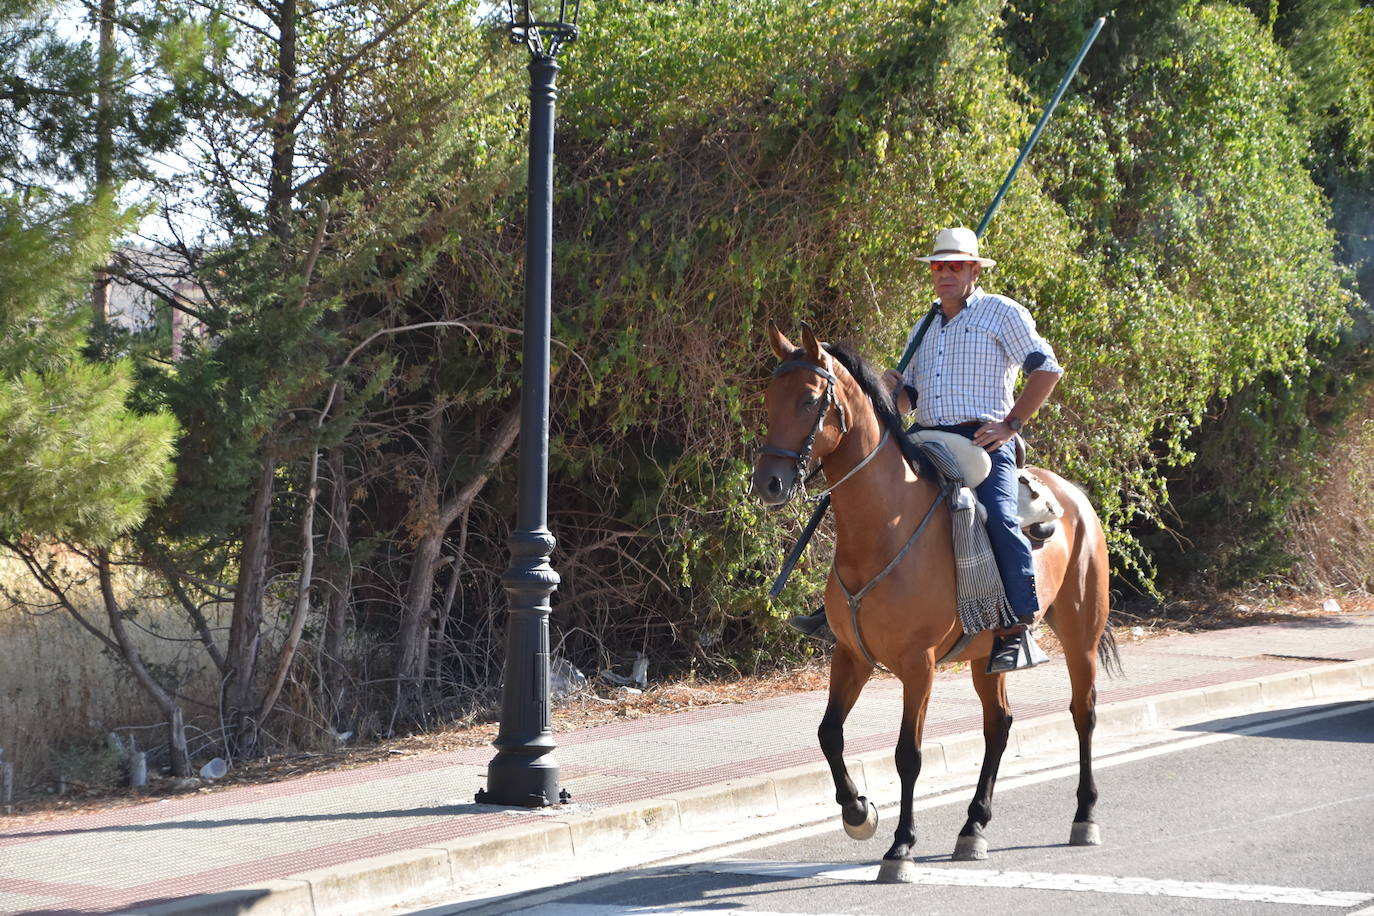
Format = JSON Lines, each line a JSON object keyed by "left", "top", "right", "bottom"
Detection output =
{"left": 1, "top": 657, "right": 851, "bottom": 825}
{"left": 1285, "top": 410, "right": 1374, "bottom": 594}
{"left": 0, "top": 554, "right": 224, "bottom": 804}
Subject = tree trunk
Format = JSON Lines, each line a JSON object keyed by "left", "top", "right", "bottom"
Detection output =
{"left": 91, "top": 0, "right": 115, "bottom": 328}
{"left": 224, "top": 457, "right": 274, "bottom": 755}
{"left": 98, "top": 549, "right": 192, "bottom": 777}
{"left": 428, "top": 507, "right": 469, "bottom": 683}
{"left": 167, "top": 707, "right": 190, "bottom": 777}
{"left": 257, "top": 445, "right": 319, "bottom": 724}
{"left": 393, "top": 409, "right": 446, "bottom": 709}
{"left": 322, "top": 447, "right": 352, "bottom": 722}
{"left": 393, "top": 405, "right": 521, "bottom": 706}
{"left": 395, "top": 528, "right": 444, "bottom": 701}
{"left": 222, "top": 0, "right": 298, "bottom": 754}
{"left": 267, "top": 0, "right": 298, "bottom": 241}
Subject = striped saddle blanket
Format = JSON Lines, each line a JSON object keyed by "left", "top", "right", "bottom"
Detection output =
{"left": 905, "top": 431, "right": 1063, "bottom": 635}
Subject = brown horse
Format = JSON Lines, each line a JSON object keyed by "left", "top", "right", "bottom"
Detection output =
{"left": 752, "top": 321, "right": 1118, "bottom": 883}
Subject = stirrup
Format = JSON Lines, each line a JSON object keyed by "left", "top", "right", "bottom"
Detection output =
{"left": 986, "top": 629, "right": 1049, "bottom": 674}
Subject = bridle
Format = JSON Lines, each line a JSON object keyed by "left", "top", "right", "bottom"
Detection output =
{"left": 757, "top": 360, "right": 847, "bottom": 495}
{"left": 759, "top": 357, "right": 892, "bottom": 503}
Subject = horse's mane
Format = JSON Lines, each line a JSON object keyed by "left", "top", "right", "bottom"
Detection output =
{"left": 822, "top": 341, "right": 905, "bottom": 440}
{"left": 791, "top": 339, "right": 934, "bottom": 480}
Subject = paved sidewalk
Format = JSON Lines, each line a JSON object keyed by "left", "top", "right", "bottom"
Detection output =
{"left": 3, "top": 613, "right": 1373, "bottom": 916}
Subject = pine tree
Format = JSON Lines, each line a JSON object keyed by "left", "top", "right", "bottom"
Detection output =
{"left": 0, "top": 0, "right": 191, "bottom": 777}
{"left": 0, "top": 64, "right": 178, "bottom": 539}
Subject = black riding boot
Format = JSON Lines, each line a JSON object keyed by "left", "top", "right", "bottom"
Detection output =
{"left": 787, "top": 606, "right": 832, "bottom": 640}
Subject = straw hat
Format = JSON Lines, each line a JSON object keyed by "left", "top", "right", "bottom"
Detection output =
{"left": 915, "top": 227, "right": 996, "bottom": 267}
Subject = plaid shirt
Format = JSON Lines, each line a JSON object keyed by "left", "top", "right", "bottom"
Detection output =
{"left": 900, "top": 287, "right": 1062, "bottom": 427}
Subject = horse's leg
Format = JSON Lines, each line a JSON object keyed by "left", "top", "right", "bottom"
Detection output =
{"left": 952, "top": 664, "right": 1013, "bottom": 861}
{"left": 1049, "top": 532, "right": 1110, "bottom": 847}
{"left": 1063, "top": 630, "right": 1103, "bottom": 846}
{"left": 819, "top": 643, "right": 877, "bottom": 839}
{"left": 877, "top": 656, "right": 935, "bottom": 883}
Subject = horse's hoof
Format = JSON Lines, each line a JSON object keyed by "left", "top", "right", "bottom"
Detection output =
{"left": 842, "top": 798, "right": 878, "bottom": 840}
{"left": 952, "top": 834, "right": 988, "bottom": 861}
{"left": 1069, "top": 821, "right": 1101, "bottom": 846}
{"left": 877, "top": 857, "right": 919, "bottom": 884}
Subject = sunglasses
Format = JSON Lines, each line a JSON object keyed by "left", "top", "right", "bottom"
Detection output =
{"left": 930, "top": 260, "right": 973, "bottom": 273}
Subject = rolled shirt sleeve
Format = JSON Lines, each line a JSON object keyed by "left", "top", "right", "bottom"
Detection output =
{"left": 999, "top": 297, "right": 1062, "bottom": 378}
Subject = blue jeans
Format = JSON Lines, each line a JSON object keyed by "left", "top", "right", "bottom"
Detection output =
{"left": 927, "top": 425, "right": 1038, "bottom": 622}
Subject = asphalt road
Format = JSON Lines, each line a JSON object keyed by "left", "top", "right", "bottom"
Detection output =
{"left": 438, "top": 700, "right": 1374, "bottom": 916}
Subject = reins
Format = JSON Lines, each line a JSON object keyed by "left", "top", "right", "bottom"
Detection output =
{"left": 814, "top": 427, "right": 890, "bottom": 501}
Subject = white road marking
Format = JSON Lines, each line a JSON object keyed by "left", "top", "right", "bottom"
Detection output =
{"left": 675, "top": 699, "right": 1374, "bottom": 869}
{"left": 704, "top": 859, "right": 1374, "bottom": 908}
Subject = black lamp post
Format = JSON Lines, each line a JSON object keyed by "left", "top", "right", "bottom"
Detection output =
{"left": 475, "top": 0, "right": 580, "bottom": 809}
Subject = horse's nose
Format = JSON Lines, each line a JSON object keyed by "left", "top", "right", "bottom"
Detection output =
{"left": 751, "top": 465, "right": 788, "bottom": 506}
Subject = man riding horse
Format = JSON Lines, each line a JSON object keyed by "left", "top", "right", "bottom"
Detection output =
{"left": 789, "top": 227, "right": 1061, "bottom": 673}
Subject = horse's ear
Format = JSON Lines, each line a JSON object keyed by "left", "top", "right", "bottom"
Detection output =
{"left": 800, "top": 322, "right": 824, "bottom": 362}
{"left": 767, "top": 319, "right": 794, "bottom": 360}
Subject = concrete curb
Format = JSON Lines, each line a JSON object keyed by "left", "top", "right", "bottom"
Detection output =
{"left": 127, "top": 656, "right": 1374, "bottom": 916}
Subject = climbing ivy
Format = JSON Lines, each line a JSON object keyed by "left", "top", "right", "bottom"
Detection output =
{"left": 417, "top": 0, "right": 1358, "bottom": 663}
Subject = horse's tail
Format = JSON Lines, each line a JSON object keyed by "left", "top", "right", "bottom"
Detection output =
{"left": 1097, "top": 625, "right": 1124, "bottom": 680}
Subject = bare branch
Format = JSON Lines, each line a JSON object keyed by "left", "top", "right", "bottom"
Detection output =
{"left": 2, "top": 540, "right": 122, "bottom": 656}
{"left": 257, "top": 444, "right": 320, "bottom": 724}
{"left": 146, "top": 548, "right": 229, "bottom": 673}
{"left": 284, "top": 0, "right": 435, "bottom": 134}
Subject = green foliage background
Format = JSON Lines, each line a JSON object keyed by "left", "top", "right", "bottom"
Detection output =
{"left": 409, "top": 0, "right": 1364, "bottom": 664}
{"left": 0, "top": 195, "right": 176, "bottom": 543}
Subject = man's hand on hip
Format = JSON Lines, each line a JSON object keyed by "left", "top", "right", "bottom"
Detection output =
{"left": 973, "top": 421, "right": 1016, "bottom": 452}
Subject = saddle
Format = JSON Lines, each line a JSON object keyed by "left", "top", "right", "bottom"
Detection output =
{"left": 905, "top": 429, "right": 1062, "bottom": 541}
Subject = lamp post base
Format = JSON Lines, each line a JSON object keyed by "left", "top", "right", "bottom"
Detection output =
{"left": 476, "top": 750, "right": 570, "bottom": 807}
